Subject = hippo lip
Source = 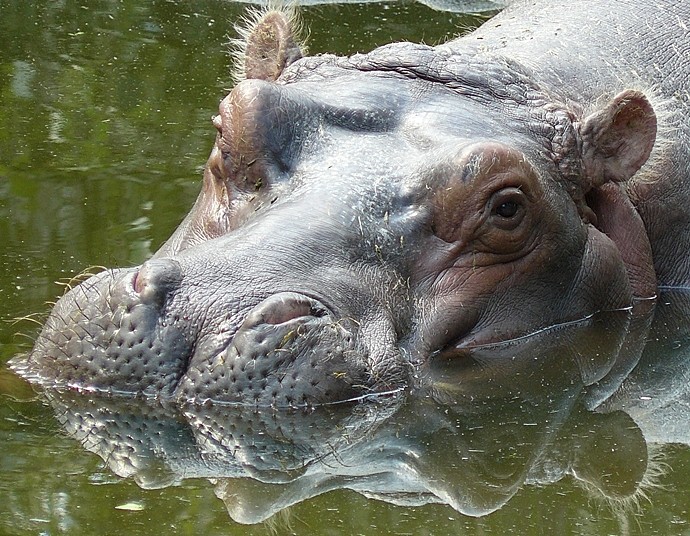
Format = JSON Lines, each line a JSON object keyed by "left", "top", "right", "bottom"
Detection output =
{"left": 201, "top": 291, "right": 338, "bottom": 362}
{"left": 176, "top": 291, "right": 361, "bottom": 406}
{"left": 238, "top": 292, "right": 332, "bottom": 331}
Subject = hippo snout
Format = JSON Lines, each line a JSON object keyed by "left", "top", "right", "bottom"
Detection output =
{"left": 16, "top": 257, "right": 375, "bottom": 406}
{"left": 16, "top": 267, "right": 194, "bottom": 397}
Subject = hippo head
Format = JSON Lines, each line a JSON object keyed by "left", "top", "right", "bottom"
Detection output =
{"left": 13, "top": 9, "right": 658, "bottom": 406}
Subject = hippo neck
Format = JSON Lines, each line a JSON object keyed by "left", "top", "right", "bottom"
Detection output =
{"left": 282, "top": 43, "right": 588, "bottom": 218}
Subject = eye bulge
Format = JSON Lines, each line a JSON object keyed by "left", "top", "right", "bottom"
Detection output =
{"left": 424, "top": 141, "right": 546, "bottom": 246}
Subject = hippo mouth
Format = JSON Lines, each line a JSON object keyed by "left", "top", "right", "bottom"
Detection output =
{"left": 198, "top": 291, "right": 341, "bottom": 376}
{"left": 186, "top": 290, "right": 345, "bottom": 372}
{"left": 237, "top": 292, "right": 332, "bottom": 333}
{"left": 174, "top": 291, "right": 364, "bottom": 406}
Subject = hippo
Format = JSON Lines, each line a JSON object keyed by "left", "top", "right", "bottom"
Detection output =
{"left": 11, "top": 0, "right": 690, "bottom": 407}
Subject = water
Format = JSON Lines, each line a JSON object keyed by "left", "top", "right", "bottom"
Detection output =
{"left": 1, "top": 1, "right": 690, "bottom": 534}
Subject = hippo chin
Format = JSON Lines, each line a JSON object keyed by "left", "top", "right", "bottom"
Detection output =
{"left": 11, "top": 1, "right": 690, "bottom": 406}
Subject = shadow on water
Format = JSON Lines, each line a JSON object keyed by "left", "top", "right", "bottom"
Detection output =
{"left": 2, "top": 1, "right": 690, "bottom": 535}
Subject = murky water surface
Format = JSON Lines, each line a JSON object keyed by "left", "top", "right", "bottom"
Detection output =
{"left": 1, "top": 1, "right": 690, "bottom": 534}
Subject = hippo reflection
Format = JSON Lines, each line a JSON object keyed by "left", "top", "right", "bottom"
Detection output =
{"left": 10, "top": 0, "right": 690, "bottom": 406}
{"left": 42, "top": 289, "right": 690, "bottom": 524}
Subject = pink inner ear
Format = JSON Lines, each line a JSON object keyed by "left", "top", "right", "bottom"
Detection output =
{"left": 603, "top": 94, "right": 657, "bottom": 181}
{"left": 580, "top": 90, "right": 657, "bottom": 187}
{"left": 244, "top": 11, "right": 303, "bottom": 82}
{"left": 586, "top": 183, "right": 657, "bottom": 299}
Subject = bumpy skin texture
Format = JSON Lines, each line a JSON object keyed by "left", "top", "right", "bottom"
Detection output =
{"left": 12, "top": 0, "right": 690, "bottom": 405}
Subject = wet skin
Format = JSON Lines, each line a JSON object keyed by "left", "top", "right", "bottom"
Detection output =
{"left": 12, "top": 1, "right": 690, "bottom": 406}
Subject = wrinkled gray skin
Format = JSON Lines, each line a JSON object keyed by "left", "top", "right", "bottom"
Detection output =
{"left": 13, "top": 0, "right": 690, "bottom": 406}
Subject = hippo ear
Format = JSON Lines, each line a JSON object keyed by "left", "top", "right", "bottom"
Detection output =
{"left": 242, "top": 10, "right": 304, "bottom": 82}
{"left": 579, "top": 90, "right": 657, "bottom": 187}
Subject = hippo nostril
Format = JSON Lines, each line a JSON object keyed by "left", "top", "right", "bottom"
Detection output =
{"left": 212, "top": 114, "right": 222, "bottom": 132}
{"left": 133, "top": 258, "right": 183, "bottom": 305}
{"left": 208, "top": 145, "right": 227, "bottom": 181}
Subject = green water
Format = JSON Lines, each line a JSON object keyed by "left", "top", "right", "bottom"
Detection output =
{"left": 1, "top": 1, "right": 690, "bottom": 534}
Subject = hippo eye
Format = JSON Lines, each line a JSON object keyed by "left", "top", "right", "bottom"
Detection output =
{"left": 489, "top": 188, "right": 526, "bottom": 230}
{"left": 495, "top": 201, "right": 519, "bottom": 218}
